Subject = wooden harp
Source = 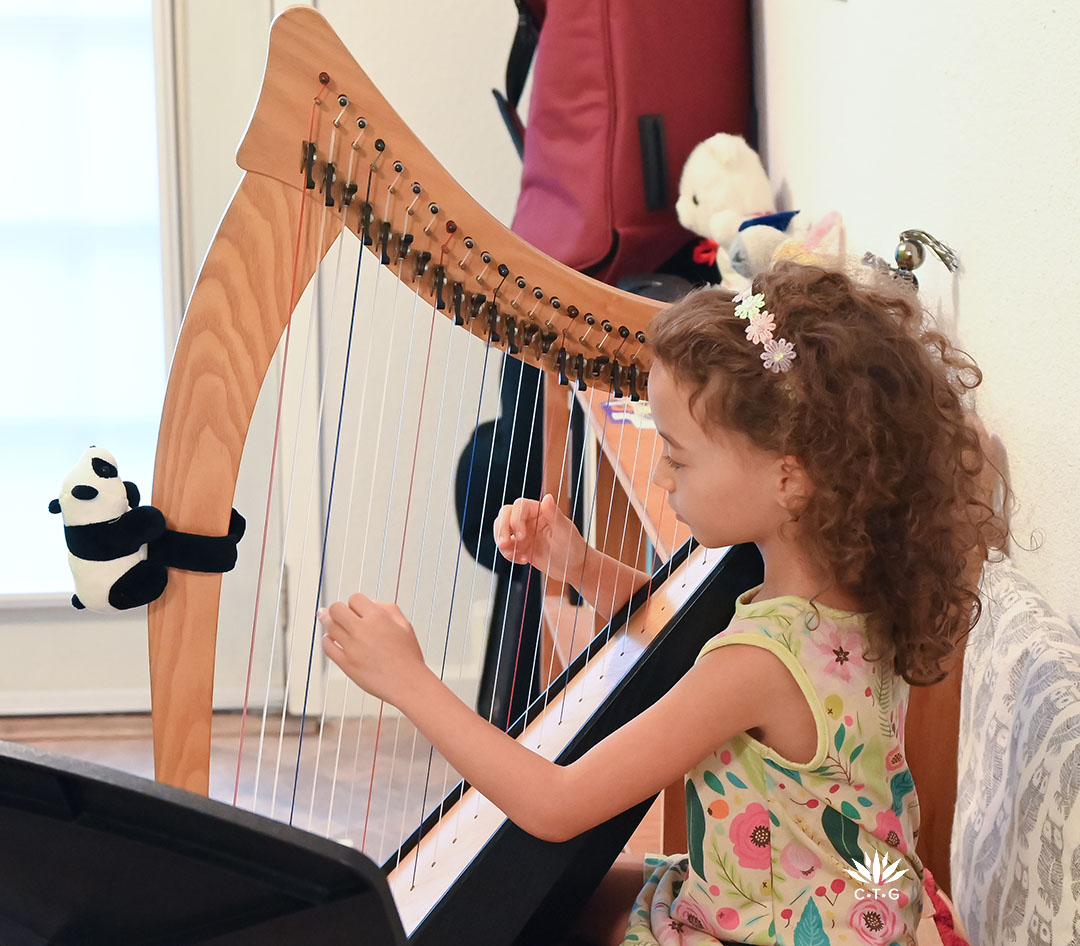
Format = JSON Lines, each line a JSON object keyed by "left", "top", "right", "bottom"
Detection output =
{"left": 148, "top": 7, "right": 762, "bottom": 942}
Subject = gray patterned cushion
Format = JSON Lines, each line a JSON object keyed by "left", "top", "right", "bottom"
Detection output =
{"left": 952, "top": 556, "right": 1080, "bottom": 946}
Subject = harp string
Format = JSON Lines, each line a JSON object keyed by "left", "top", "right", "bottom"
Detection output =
{"left": 389, "top": 299, "right": 511, "bottom": 863}
{"left": 603, "top": 414, "right": 651, "bottom": 671}
{"left": 341, "top": 213, "right": 410, "bottom": 851}
{"left": 247, "top": 120, "right": 355, "bottom": 824}
{"left": 558, "top": 381, "right": 616, "bottom": 724}
{"left": 322, "top": 197, "right": 394, "bottom": 841}
{"left": 431, "top": 333, "right": 500, "bottom": 846}
{"left": 290, "top": 158, "right": 383, "bottom": 830}
{"left": 270, "top": 150, "right": 384, "bottom": 827}
{"left": 516, "top": 384, "right": 582, "bottom": 754}
{"left": 587, "top": 385, "right": 638, "bottom": 686}
{"left": 258, "top": 195, "right": 344, "bottom": 822}
{"left": 399, "top": 324, "right": 492, "bottom": 872}
{"left": 537, "top": 384, "right": 599, "bottom": 735}
{"left": 495, "top": 366, "right": 546, "bottom": 731}
{"left": 308, "top": 230, "right": 436, "bottom": 846}
{"left": 369, "top": 286, "right": 426, "bottom": 854}
{"left": 339, "top": 274, "right": 403, "bottom": 845}
{"left": 444, "top": 315, "right": 544, "bottom": 839}
{"left": 299, "top": 186, "right": 374, "bottom": 834}
{"left": 477, "top": 345, "right": 531, "bottom": 729}
{"left": 321, "top": 276, "right": 387, "bottom": 838}
{"left": 223, "top": 124, "right": 358, "bottom": 823}
{"left": 453, "top": 378, "right": 583, "bottom": 830}
{"left": 372, "top": 298, "right": 414, "bottom": 593}
{"left": 325, "top": 286, "right": 446, "bottom": 845}
{"left": 233, "top": 81, "right": 327, "bottom": 808}
{"left": 355, "top": 258, "right": 496, "bottom": 855}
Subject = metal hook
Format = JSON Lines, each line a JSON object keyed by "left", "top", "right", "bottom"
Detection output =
{"left": 864, "top": 229, "right": 959, "bottom": 289}
{"left": 896, "top": 229, "right": 960, "bottom": 273}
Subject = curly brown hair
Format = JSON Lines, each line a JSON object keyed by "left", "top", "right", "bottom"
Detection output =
{"left": 647, "top": 260, "right": 1008, "bottom": 685}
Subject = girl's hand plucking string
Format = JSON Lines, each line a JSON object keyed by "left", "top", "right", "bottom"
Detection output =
{"left": 318, "top": 594, "right": 429, "bottom": 707}
{"left": 493, "top": 492, "right": 587, "bottom": 581}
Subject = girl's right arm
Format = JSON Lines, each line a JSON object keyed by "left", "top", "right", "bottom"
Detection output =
{"left": 493, "top": 494, "right": 652, "bottom": 620}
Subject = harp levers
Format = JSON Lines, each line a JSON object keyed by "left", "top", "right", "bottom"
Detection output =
{"left": 147, "top": 7, "right": 756, "bottom": 943}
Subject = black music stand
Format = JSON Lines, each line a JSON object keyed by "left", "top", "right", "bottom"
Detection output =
{"left": 0, "top": 739, "right": 405, "bottom": 945}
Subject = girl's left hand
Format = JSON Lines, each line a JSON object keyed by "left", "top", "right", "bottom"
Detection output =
{"left": 318, "top": 594, "right": 428, "bottom": 706}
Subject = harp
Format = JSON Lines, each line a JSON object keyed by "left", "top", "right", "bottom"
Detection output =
{"left": 147, "top": 6, "right": 764, "bottom": 942}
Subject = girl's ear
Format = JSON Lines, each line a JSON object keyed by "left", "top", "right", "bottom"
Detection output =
{"left": 777, "top": 455, "right": 813, "bottom": 512}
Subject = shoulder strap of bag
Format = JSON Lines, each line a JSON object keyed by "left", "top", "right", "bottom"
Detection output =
{"left": 493, "top": 0, "right": 542, "bottom": 158}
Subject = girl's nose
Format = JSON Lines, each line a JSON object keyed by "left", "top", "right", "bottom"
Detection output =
{"left": 651, "top": 462, "right": 672, "bottom": 493}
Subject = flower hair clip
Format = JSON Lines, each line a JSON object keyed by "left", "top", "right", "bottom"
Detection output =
{"left": 733, "top": 286, "right": 797, "bottom": 374}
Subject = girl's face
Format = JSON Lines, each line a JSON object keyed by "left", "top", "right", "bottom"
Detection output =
{"left": 647, "top": 362, "right": 791, "bottom": 549}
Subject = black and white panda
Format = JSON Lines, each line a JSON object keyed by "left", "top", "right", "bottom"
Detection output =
{"left": 49, "top": 447, "right": 245, "bottom": 612}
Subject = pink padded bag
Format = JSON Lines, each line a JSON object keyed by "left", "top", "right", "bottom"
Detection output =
{"left": 508, "top": 0, "right": 753, "bottom": 283}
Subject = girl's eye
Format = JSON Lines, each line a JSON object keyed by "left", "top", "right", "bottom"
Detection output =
{"left": 664, "top": 455, "right": 684, "bottom": 471}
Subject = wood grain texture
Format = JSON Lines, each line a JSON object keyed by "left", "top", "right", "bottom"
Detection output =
{"left": 148, "top": 171, "right": 324, "bottom": 792}
{"left": 906, "top": 637, "right": 964, "bottom": 899}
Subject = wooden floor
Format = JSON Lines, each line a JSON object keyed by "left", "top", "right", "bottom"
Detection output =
{"left": 0, "top": 711, "right": 460, "bottom": 864}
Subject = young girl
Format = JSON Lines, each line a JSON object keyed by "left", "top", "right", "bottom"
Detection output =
{"left": 318, "top": 260, "right": 1004, "bottom": 945}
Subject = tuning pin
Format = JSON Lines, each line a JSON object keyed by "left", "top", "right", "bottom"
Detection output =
{"left": 388, "top": 161, "right": 405, "bottom": 194}
{"left": 485, "top": 301, "right": 501, "bottom": 343}
{"left": 467, "top": 292, "right": 486, "bottom": 325}
{"left": 357, "top": 201, "right": 374, "bottom": 245}
{"left": 459, "top": 237, "right": 475, "bottom": 269}
{"left": 302, "top": 141, "right": 317, "bottom": 189}
{"left": 433, "top": 265, "right": 447, "bottom": 310}
{"left": 378, "top": 220, "right": 392, "bottom": 264}
{"left": 371, "top": 138, "right": 386, "bottom": 171}
{"left": 322, "top": 163, "right": 336, "bottom": 207}
{"left": 611, "top": 360, "right": 624, "bottom": 399}
{"left": 451, "top": 281, "right": 465, "bottom": 325}
{"left": 476, "top": 252, "right": 492, "bottom": 284}
{"left": 423, "top": 202, "right": 440, "bottom": 235}
{"left": 575, "top": 352, "right": 587, "bottom": 390}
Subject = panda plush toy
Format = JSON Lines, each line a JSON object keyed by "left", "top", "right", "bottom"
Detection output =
{"left": 49, "top": 446, "right": 245, "bottom": 612}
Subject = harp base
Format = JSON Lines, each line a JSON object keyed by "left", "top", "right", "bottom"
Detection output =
{"left": 0, "top": 740, "right": 406, "bottom": 945}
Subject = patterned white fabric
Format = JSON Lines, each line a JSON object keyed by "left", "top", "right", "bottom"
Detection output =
{"left": 952, "top": 556, "right": 1080, "bottom": 946}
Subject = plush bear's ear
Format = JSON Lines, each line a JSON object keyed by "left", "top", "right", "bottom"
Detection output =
{"left": 124, "top": 481, "right": 141, "bottom": 508}
{"left": 49, "top": 499, "right": 61, "bottom": 514}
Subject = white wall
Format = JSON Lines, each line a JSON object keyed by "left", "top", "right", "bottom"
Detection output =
{"left": 754, "top": 0, "right": 1080, "bottom": 622}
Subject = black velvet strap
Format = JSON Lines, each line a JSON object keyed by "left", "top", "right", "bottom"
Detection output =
{"left": 148, "top": 508, "right": 247, "bottom": 573}
{"left": 63, "top": 506, "right": 166, "bottom": 561}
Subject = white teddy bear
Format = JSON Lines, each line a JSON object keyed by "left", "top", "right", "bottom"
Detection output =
{"left": 675, "top": 133, "right": 775, "bottom": 290}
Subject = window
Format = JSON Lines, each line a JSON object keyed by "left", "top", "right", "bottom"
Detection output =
{"left": 0, "top": 2, "right": 166, "bottom": 596}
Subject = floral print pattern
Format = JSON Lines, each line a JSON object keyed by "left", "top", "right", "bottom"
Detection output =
{"left": 622, "top": 587, "right": 924, "bottom": 945}
{"left": 848, "top": 896, "right": 904, "bottom": 945}
{"left": 730, "top": 803, "right": 773, "bottom": 869}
